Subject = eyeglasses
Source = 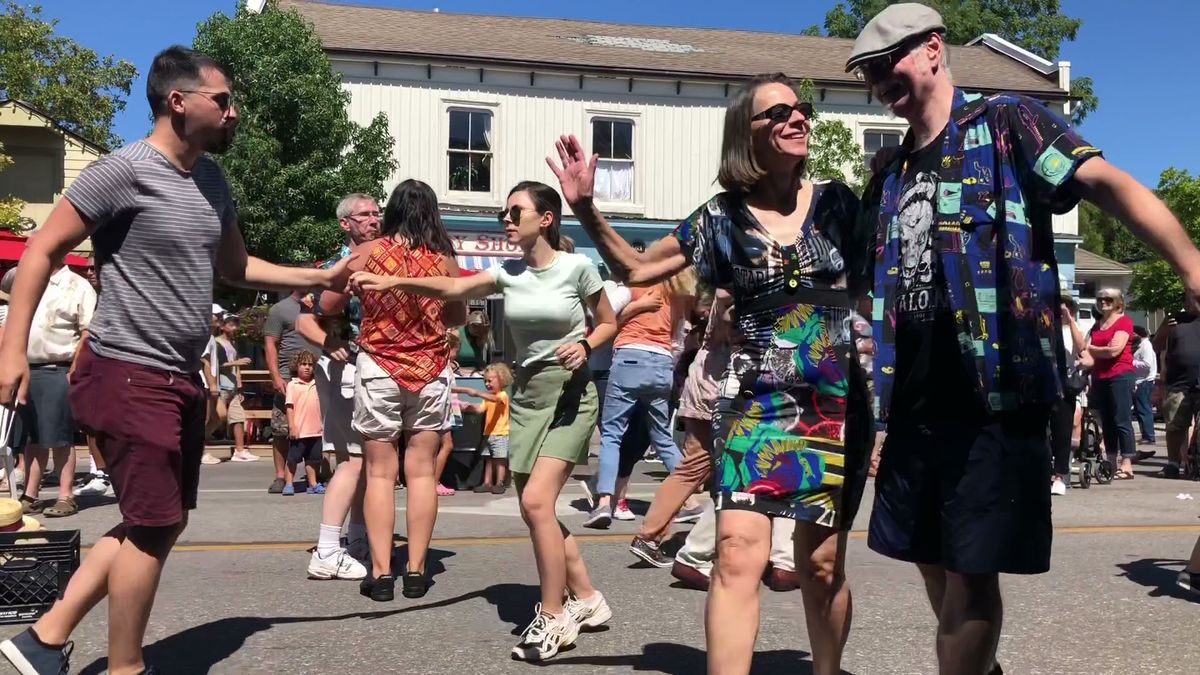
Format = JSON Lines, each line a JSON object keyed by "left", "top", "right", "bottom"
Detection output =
{"left": 347, "top": 211, "right": 381, "bottom": 220}
{"left": 750, "top": 101, "right": 813, "bottom": 125}
{"left": 1097, "top": 297, "right": 1117, "bottom": 304}
{"left": 497, "top": 205, "right": 525, "bottom": 224}
{"left": 856, "top": 33, "right": 936, "bottom": 82}
{"left": 179, "top": 90, "right": 234, "bottom": 112}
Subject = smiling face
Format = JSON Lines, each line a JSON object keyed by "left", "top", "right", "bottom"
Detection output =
{"left": 500, "top": 190, "right": 552, "bottom": 249}
{"left": 748, "top": 82, "right": 810, "bottom": 170}
{"left": 860, "top": 32, "right": 946, "bottom": 120}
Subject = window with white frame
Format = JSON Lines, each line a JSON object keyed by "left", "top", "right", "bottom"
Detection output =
{"left": 591, "top": 119, "right": 634, "bottom": 202}
{"left": 448, "top": 109, "right": 492, "bottom": 192}
{"left": 863, "top": 129, "right": 903, "bottom": 168}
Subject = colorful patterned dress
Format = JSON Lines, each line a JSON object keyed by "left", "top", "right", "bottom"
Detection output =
{"left": 673, "top": 181, "right": 873, "bottom": 528}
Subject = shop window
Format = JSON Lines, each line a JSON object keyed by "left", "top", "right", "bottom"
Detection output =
{"left": 863, "top": 129, "right": 903, "bottom": 169}
{"left": 448, "top": 109, "right": 492, "bottom": 193}
{"left": 592, "top": 119, "right": 634, "bottom": 201}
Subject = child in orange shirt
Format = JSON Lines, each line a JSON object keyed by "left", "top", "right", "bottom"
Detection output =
{"left": 455, "top": 362, "right": 511, "bottom": 495}
{"left": 285, "top": 350, "right": 324, "bottom": 496}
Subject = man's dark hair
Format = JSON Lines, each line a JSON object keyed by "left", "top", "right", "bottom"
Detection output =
{"left": 146, "top": 45, "right": 226, "bottom": 117}
{"left": 1133, "top": 325, "right": 1150, "bottom": 339}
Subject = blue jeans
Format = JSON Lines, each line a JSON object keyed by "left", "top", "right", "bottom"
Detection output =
{"left": 595, "top": 349, "right": 681, "bottom": 495}
{"left": 1094, "top": 372, "right": 1137, "bottom": 460}
{"left": 1133, "top": 380, "right": 1156, "bottom": 442}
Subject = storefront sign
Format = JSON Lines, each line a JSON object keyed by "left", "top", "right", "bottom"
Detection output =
{"left": 449, "top": 230, "right": 522, "bottom": 258}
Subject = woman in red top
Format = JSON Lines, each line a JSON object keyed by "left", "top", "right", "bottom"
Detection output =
{"left": 1086, "top": 288, "right": 1137, "bottom": 478}
{"left": 351, "top": 179, "right": 467, "bottom": 600}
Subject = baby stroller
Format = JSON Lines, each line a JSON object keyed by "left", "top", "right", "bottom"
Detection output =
{"left": 1075, "top": 404, "right": 1114, "bottom": 488}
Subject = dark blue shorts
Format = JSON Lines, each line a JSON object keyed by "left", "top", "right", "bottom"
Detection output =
{"left": 868, "top": 411, "right": 1052, "bottom": 575}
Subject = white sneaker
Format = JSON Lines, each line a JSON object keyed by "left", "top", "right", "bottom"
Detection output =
{"left": 231, "top": 449, "right": 259, "bottom": 462}
{"left": 200, "top": 452, "right": 221, "bottom": 465}
{"left": 73, "top": 474, "right": 114, "bottom": 497}
{"left": 612, "top": 499, "right": 635, "bottom": 521}
{"left": 307, "top": 548, "right": 368, "bottom": 580}
{"left": 511, "top": 606, "right": 578, "bottom": 661}
{"left": 564, "top": 590, "right": 612, "bottom": 629}
{"left": 1050, "top": 477, "right": 1067, "bottom": 496}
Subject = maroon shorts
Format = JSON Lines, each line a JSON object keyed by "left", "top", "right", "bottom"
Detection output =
{"left": 68, "top": 348, "right": 206, "bottom": 527}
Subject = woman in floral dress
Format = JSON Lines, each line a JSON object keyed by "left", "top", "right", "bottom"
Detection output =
{"left": 548, "top": 73, "right": 873, "bottom": 675}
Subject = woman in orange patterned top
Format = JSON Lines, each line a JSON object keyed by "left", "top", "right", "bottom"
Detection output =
{"left": 350, "top": 179, "right": 467, "bottom": 602}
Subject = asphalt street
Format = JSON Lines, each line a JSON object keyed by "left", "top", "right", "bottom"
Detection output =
{"left": 3, "top": 438, "right": 1199, "bottom": 674}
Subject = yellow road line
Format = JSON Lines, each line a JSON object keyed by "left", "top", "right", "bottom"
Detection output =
{"left": 78, "top": 523, "right": 1200, "bottom": 554}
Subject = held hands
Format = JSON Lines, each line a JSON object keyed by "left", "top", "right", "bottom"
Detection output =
{"left": 546, "top": 134, "right": 597, "bottom": 207}
{"left": 555, "top": 341, "right": 588, "bottom": 371}
{"left": 348, "top": 271, "right": 398, "bottom": 293}
{"left": 319, "top": 255, "right": 358, "bottom": 291}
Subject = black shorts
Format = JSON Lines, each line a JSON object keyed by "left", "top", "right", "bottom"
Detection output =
{"left": 868, "top": 411, "right": 1052, "bottom": 575}
{"left": 287, "top": 437, "right": 322, "bottom": 465}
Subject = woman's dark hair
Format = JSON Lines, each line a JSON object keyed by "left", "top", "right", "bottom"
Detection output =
{"left": 509, "top": 181, "right": 563, "bottom": 251}
{"left": 147, "top": 46, "right": 226, "bottom": 118}
{"left": 381, "top": 179, "right": 456, "bottom": 257}
{"left": 718, "top": 72, "right": 807, "bottom": 193}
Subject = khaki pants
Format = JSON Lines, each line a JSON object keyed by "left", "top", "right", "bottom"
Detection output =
{"left": 674, "top": 501, "right": 796, "bottom": 574}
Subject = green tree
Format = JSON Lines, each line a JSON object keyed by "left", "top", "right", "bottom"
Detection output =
{"left": 1078, "top": 200, "right": 1146, "bottom": 263}
{"left": 1129, "top": 168, "right": 1200, "bottom": 312}
{"left": 0, "top": 142, "right": 29, "bottom": 233}
{"left": 808, "top": 0, "right": 1097, "bottom": 124}
{"left": 192, "top": 0, "right": 396, "bottom": 264}
{"left": 794, "top": 80, "right": 867, "bottom": 190}
{"left": 0, "top": 1, "right": 136, "bottom": 148}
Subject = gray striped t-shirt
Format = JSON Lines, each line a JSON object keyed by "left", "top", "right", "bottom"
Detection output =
{"left": 65, "top": 141, "right": 235, "bottom": 373}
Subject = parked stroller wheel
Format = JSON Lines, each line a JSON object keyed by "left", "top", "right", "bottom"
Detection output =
{"left": 1097, "top": 459, "right": 1115, "bottom": 485}
{"left": 1079, "top": 462, "right": 1092, "bottom": 489}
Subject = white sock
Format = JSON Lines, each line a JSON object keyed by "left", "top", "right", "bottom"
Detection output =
{"left": 346, "top": 521, "right": 367, "bottom": 544}
{"left": 317, "top": 523, "right": 342, "bottom": 558}
{"left": 88, "top": 455, "right": 99, "bottom": 474}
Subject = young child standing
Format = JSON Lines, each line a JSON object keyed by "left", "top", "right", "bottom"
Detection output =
{"left": 456, "top": 362, "right": 512, "bottom": 494}
{"left": 285, "top": 350, "right": 324, "bottom": 496}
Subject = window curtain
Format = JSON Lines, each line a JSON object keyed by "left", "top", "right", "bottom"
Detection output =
{"left": 595, "top": 160, "right": 633, "bottom": 201}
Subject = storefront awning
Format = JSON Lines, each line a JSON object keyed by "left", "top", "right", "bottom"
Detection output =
{"left": 0, "top": 231, "right": 90, "bottom": 266}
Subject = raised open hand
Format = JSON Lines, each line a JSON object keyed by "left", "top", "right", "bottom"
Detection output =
{"left": 545, "top": 134, "right": 597, "bottom": 207}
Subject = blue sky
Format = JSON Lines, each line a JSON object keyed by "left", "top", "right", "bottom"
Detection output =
{"left": 42, "top": 0, "right": 1198, "bottom": 187}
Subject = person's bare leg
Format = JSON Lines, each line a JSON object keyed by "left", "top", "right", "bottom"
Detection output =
{"left": 231, "top": 422, "right": 246, "bottom": 453}
{"left": 31, "top": 530, "right": 126, "bottom": 644}
{"left": 403, "top": 430, "right": 441, "bottom": 574}
{"left": 21, "top": 444, "right": 48, "bottom": 500}
{"left": 515, "top": 457, "right": 574, "bottom": 615}
{"left": 435, "top": 431, "right": 452, "bottom": 485}
{"left": 87, "top": 434, "right": 104, "bottom": 471}
{"left": 52, "top": 446, "right": 76, "bottom": 501}
{"left": 363, "top": 438, "right": 398, "bottom": 576}
{"left": 794, "top": 523, "right": 852, "bottom": 675}
{"left": 103, "top": 523, "right": 185, "bottom": 675}
{"left": 496, "top": 459, "right": 508, "bottom": 486}
{"left": 320, "top": 456, "right": 363, "bottom": 530}
{"left": 614, "top": 475, "right": 631, "bottom": 505}
{"left": 640, "top": 419, "right": 711, "bottom": 542}
{"left": 705, "top": 509, "right": 771, "bottom": 675}
{"left": 936, "top": 571, "right": 1003, "bottom": 675}
{"left": 562, "top": 521, "right": 597, "bottom": 600}
{"left": 304, "top": 462, "right": 318, "bottom": 488}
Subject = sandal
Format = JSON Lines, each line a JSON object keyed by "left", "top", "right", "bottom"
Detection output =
{"left": 19, "top": 495, "right": 43, "bottom": 515}
{"left": 43, "top": 497, "right": 78, "bottom": 518}
{"left": 1113, "top": 470, "right": 1136, "bottom": 481}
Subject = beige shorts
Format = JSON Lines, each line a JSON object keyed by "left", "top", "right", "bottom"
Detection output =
{"left": 677, "top": 347, "right": 728, "bottom": 422}
{"left": 353, "top": 370, "right": 451, "bottom": 441}
{"left": 219, "top": 391, "right": 245, "bottom": 426}
{"left": 1163, "top": 390, "right": 1200, "bottom": 433}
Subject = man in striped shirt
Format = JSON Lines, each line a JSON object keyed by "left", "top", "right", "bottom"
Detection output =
{"left": 0, "top": 46, "right": 352, "bottom": 675}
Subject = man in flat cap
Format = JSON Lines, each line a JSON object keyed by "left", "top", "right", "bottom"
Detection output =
{"left": 849, "top": 4, "right": 1200, "bottom": 674}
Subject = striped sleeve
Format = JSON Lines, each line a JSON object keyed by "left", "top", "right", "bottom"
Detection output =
{"left": 64, "top": 154, "right": 138, "bottom": 230}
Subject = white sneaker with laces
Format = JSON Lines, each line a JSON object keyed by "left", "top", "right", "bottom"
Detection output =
{"left": 564, "top": 591, "right": 612, "bottom": 629}
{"left": 612, "top": 500, "right": 635, "bottom": 521}
{"left": 200, "top": 452, "right": 221, "bottom": 465}
{"left": 73, "top": 474, "right": 113, "bottom": 497}
{"left": 307, "top": 548, "right": 368, "bottom": 580}
{"left": 1050, "top": 477, "right": 1067, "bottom": 496}
{"left": 511, "top": 605, "right": 578, "bottom": 661}
{"left": 231, "top": 449, "right": 259, "bottom": 462}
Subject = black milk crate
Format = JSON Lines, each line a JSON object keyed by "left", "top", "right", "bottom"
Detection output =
{"left": 0, "top": 529, "right": 80, "bottom": 625}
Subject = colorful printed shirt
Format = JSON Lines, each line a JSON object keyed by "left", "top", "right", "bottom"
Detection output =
{"left": 866, "top": 88, "right": 1102, "bottom": 421}
{"left": 314, "top": 244, "right": 361, "bottom": 340}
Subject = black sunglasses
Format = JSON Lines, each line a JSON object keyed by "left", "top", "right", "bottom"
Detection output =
{"left": 857, "top": 32, "right": 938, "bottom": 81}
{"left": 180, "top": 90, "right": 233, "bottom": 112}
{"left": 750, "top": 101, "right": 813, "bottom": 125}
{"left": 497, "top": 205, "right": 525, "bottom": 224}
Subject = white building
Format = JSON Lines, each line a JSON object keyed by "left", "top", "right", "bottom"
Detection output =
{"left": 284, "top": 0, "right": 1081, "bottom": 278}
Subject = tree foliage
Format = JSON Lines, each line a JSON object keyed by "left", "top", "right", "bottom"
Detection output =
{"left": 1128, "top": 169, "right": 1200, "bottom": 312}
{"left": 795, "top": 80, "right": 866, "bottom": 191}
{"left": 0, "top": 142, "right": 29, "bottom": 233}
{"left": 808, "top": 0, "right": 1097, "bottom": 124}
{"left": 0, "top": 1, "right": 136, "bottom": 148}
{"left": 192, "top": 0, "right": 396, "bottom": 264}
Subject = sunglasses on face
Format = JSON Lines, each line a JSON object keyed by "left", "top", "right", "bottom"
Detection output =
{"left": 857, "top": 33, "right": 937, "bottom": 82}
{"left": 180, "top": 90, "right": 234, "bottom": 112}
{"left": 497, "top": 205, "right": 526, "bottom": 224}
{"left": 750, "top": 101, "right": 814, "bottom": 125}
{"left": 1097, "top": 297, "right": 1118, "bottom": 305}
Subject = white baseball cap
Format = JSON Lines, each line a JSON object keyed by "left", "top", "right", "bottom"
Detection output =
{"left": 212, "top": 303, "right": 226, "bottom": 316}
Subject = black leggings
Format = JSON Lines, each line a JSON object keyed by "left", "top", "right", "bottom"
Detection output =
{"left": 1049, "top": 396, "right": 1077, "bottom": 476}
{"left": 1093, "top": 372, "right": 1136, "bottom": 460}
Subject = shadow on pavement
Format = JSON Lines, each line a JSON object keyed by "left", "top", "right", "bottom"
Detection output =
{"left": 1116, "top": 557, "right": 1198, "bottom": 602}
{"left": 538, "top": 644, "right": 825, "bottom": 674}
{"left": 77, "top": 582, "right": 542, "bottom": 674}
